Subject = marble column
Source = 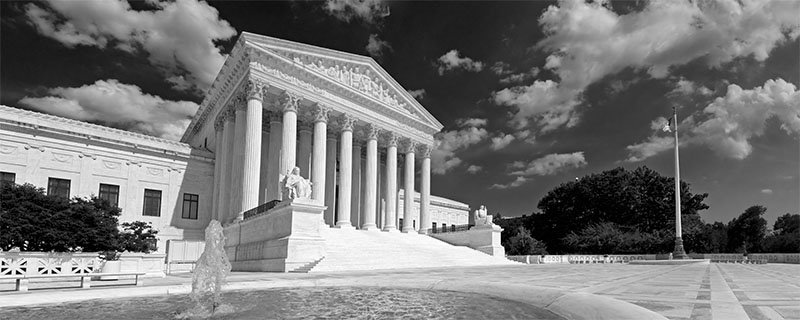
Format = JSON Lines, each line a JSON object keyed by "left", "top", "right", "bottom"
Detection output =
{"left": 230, "top": 103, "right": 247, "bottom": 219}
{"left": 212, "top": 119, "right": 224, "bottom": 221}
{"left": 382, "top": 133, "right": 399, "bottom": 232}
{"left": 218, "top": 110, "right": 235, "bottom": 222}
{"left": 280, "top": 94, "right": 299, "bottom": 181}
{"left": 298, "top": 124, "right": 312, "bottom": 178}
{"left": 419, "top": 145, "right": 432, "bottom": 234}
{"left": 311, "top": 106, "right": 329, "bottom": 205}
{"left": 236, "top": 84, "right": 263, "bottom": 220}
{"left": 324, "top": 132, "right": 337, "bottom": 226}
{"left": 258, "top": 117, "right": 270, "bottom": 204}
{"left": 362, "top": 125, "right": 380, "bottom": 230}
{"left": 336, "top": 114, "right": 355, "bottom": 229}
{"left": 402, "top": 141, "right": 417, "bottom": 233}
{"left": 266, "top": 114, "right": 282, "bottom": 201}
{"left": 350, "top": 143, "right": 362, "bottom": 228}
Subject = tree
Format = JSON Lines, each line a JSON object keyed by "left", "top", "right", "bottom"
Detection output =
{"left": 727, "top": 205, "right": 768, "bottom": 253}
{"left": 119, "top": 221, "right": 159, "bottom": 253}
{"left": 536, "top": 166, "right": 709, "bottom": 253}
{"left": 760, "top": 213, "right": 800, "bottom": 253}
{"left": 507, "top": 226, "right": 548, "bottom": 255}
{"left": 0, "top": 183, "right": 121, "bottom": 252}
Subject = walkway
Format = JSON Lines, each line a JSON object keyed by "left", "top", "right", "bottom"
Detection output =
{"left": 1, "top": 262, "right": 798, "bottom": 319}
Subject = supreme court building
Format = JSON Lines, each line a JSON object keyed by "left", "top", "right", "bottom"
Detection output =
{"left": 0, "top": 32, "right": 469, "bottom": 252}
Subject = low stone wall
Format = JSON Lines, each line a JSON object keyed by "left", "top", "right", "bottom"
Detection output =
{"left": 0, "top": 252, "right": 166, "bottom": 278}
{"left": 223, "top": 199, "right": 326, "bottom": 272}
{"left": 429, "top": 224, "right": 505, "bottom": 256}
{"left": 508, "top": 253, "right": 800, "bottom": 264}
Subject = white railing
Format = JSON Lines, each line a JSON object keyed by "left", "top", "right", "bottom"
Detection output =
{"left": 0, "top": 252, "right": 100, "bottom": 276}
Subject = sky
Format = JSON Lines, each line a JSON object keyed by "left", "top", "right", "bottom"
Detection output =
{"left": 1, "top": 0, "right": 799, "bottom": 226}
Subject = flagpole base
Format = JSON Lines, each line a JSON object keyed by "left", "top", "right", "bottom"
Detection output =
{"left": 672, "top": 237, "right": 688, "bottom": 260}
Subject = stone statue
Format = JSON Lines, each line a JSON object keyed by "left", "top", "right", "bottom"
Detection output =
{"left": 281, "top": 167, "right": 312, "bottom": 200}
{"left": 473, "top": 205, "right": 493, "bottom": 226}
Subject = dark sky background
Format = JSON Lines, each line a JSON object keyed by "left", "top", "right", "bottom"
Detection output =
{"left": 1, "top": 0, "right": 798, "bottom": 226}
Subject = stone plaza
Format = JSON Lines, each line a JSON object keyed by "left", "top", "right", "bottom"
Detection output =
{"left": 2, "top": 262, "right": 799, "bottom": 320}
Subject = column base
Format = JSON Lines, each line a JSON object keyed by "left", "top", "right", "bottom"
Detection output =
{"left": 362, "top": 224, "right": 380, "bottom": 231}
{"left": 382, "top": 226, "right": 399, "bottom": 233}
{"left": 672, "top": 237, "right": 689, "bottom": 259}
{"left": 335, "top": 222, "right": 355, "bottom": 229}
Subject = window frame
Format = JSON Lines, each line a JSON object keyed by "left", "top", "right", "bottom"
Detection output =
{"left": 0, "top": 172, "right": 15, "bottom": 186}
{"left": 143, "top": 189, "right": 162, "bottom": 217}
{"left": 47, "top": 177, "right": 71, "bottom": 198}
{"left": 98, "top": 183, "right": 120, "bottom": 207}
{"left": 181, "top": 193, "right": 199, "bottom": 220}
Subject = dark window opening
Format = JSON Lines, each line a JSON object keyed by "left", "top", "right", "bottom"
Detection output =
{"left": 47, "top": 178, "right": 70, "bottom": 198}
{"left": 98, "top": 184, "right": 120, "bottom": 207}
{"left": 143, "top": 189, "right": 162, "bottom": 217}
{"left": 182, "top": 193, "right": 199, "bottom": 220}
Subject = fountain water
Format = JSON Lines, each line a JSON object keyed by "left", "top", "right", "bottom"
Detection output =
{"left": 177, "top": 220, "right": 232, "bottom": 319}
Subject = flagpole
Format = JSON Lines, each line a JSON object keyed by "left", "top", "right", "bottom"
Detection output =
{"left": 672, "top": 106, "right": 687, "bottom": 259}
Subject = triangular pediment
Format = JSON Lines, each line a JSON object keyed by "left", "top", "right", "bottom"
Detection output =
{"left": 241, "top": 32, "right": 443, "bottom": 132}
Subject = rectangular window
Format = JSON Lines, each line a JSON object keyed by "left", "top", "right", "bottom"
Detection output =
{"left": 143, "top": 189, "right": 162, "bottom": 217}
{"left": 47, "top": 177, "right": 70, "bottom": 198}
{"left": 0, "top": 172, "right": 15, "bottom": 186}
{"left": 182, "top": 193, "right": 199, "bottom": 220}
{"left": 431, "top": 222, "right": 437, "bottom": 234}
{"left": 442, "top": 224, "right": 447, "bottom": 233}
{"left": 98, "top": 184, "right": 120, "bottom": 207}
{"left": 399, "top": 218, "right": 403, "bottom": 229}
{"left": 413, "top": 220, "right": 416, "bottom": 229}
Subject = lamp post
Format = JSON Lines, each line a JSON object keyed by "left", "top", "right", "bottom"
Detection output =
{"left": 672, "top": 106, "right": 688, "bottom": 259}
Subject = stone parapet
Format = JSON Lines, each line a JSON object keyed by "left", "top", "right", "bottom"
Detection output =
{"left": 429, "top": 224, "right": 505, "bottom": 257}
{"left": 223, "top": 199, "right": 326, "bottom": 272}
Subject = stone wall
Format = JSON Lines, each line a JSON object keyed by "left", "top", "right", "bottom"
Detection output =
{"left": 508, "top": 253, "right": 800, "bottom": 264}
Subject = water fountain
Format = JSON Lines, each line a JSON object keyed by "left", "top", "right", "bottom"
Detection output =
{"left": 177, "top": 220, "right": 232, "bottom": 319}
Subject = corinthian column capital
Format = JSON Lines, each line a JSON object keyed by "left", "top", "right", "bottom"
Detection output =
{"left": 313, "top": 104, "right": 330, "bottom": 124}
{"left": 386, "top": 132, "right": 399, "bottom": 147}
{"left": 246, "top": 79, "right": 264, "bottom": 101}
{"left": 420, "top": 144, "right": 432, "bottom": 158}
{"left": 282, "top": 92, "right": 300, "bottom": 113}
{"left": 366, "top": 124, "right": 380, "bottom": 141}
{"left": 403, "top": 140, "right": 418, "bottom": 154}
{"left": 340, "top": 114, "right": 355, "bottom": 132}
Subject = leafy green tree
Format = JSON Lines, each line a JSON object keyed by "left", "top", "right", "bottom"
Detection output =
{"left": 119, "top": 221, "right": 159, "bottom": 253}
{"left": 727, "top": 205, "right": 768, "bottom": 253}
{"left": 0, "top": 183, "right": 120, "bottom": 252}
{"left": 536, "top": 166, "right": 709, "bottom": 253}
{"left": 706, "top": 222, "right": 729, "bottom": 253}
{"left": 760, "top": 213, "right": 799, "bottom": 253}
{"left": 507, "top": 226, "right": 548, "bottom": 255}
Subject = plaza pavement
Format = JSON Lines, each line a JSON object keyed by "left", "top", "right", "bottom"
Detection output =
{"left": 1, "top": 262, "right": 798, "bottom": 319}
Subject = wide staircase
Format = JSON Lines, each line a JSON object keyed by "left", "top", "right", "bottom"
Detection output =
{"left": 308, "top": 227, "right": 516, "bottom": 273}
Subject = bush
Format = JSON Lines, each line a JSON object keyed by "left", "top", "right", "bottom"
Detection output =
{"left": 0, "top": 183, "right": 121, "bottom": 252}
{"left": 119, "top": 221, "right": 159, "bottom": 253}
{"left": 506, "top": 227, "right": 548, "bottom": 255}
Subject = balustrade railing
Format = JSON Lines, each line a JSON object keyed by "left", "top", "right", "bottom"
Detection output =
{"left": 425, "top": 223, "right": 472, "bottom": 234}
{"left": 242, "top": 200, "right": 281, "bottom": 220}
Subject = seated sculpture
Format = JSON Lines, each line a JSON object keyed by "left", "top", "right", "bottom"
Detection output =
{"left": 281, "top": 167, "right": 312, "bottom": 200}
{"left": 473, "top": 205, "right": 493, "bottom": 226}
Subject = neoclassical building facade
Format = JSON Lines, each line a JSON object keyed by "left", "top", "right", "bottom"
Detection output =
{"left": 0, "top": 32, "right": 469, "bottom": 252}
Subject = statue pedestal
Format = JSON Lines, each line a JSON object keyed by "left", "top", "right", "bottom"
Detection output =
{"left": 430, "top": 223, "right": 506, "bottom": 257}
{"left": 223, "top": 198, "right": 326, "bottom": 272}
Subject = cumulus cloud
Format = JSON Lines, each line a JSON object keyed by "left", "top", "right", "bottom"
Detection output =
{"left": 494, "top": 0, "right": 800, "bottom": 134}
{"left": 431, "top": 122, "right": 488, "bottom": 175}
{"left": 499, "top": 67, "right": 540, "bottom": 85}
{"left": 625, "top": 78, "right": 800, "bottom": 161}
{"left": 691, "top": 78, "right": 800, "bottom": 159}
{"left": 23, "top": 0, "right": 236, "bottom": 92}
{"left": 456, "top": 118, "right": 488, "bottom": 127}
{"left": 324, "top": 0, "right": 389, "bottom": 23}
{"left": 761, "top": 188, "right": 773, "bottom": 194}
{"left": 672, "top": 79, "right": 713, "bottom": 96}
{"left": 19, "top": 79, "right": 198, "bottom": 140}
{"left": 437, "top": 50, "right": 485, "bottom": 75}
{"left": 466, "top": 165, "right": 483, "bottom": 174}
{"left": 490, "top": 133, "right": 515, "bottom": 150}
{"left": 407, "top": 89, "right": 426, "bottom": 99}
{"left": 492, "top": 152, "right": 587, "bottom": 189}
{"left": 365, "top": 34, "right": 392, "bottom": 59}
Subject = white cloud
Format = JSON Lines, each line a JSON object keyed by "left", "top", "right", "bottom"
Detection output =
{"left": 493, "top": 152, "right": 587, "bottom": 189}
{"left": 625, "top": 78, "right": 800, "bottom": 161}
{"left": 761, "top": 188, "right": 773, "bottom": 194}
{"left": 437, "top": 50, "right": 485, "bottom": 75}
{"left": 324, "top": 0, "right": 389, "bottom": 23}
{"left": 495, "top": 0, "right": 800, "bottom": 133}
{"left": 19, "top": 79, "right": 198, "bottom": 140}
{"left": 431, "top": 125, "right": 488, "bottom": 175}
{"left": 691, "top": 78, "right": 800, "bottom": 159}
{"left": 456, "top": 118, "right": 488, "bottom": 127}
{"left": 491, "top": 62, "right": 513, "bottom": 76}
{"left": 672, "top": 79, "right": 713, "bottom": 96}
{"left": 490, "top": 133, "right": 515, "bottom": 150}
{"left": 365, "top": 34, "right": 392, "bottom": 59}
{"left": 466, "top": 165, "right": 483, "bottom": 174}
{"left": 499, "top": 67, "right": 540, "bottom": 85}
{"left": 23, "top": 0, "right": 237, "bottom": 92}
{"left": 407, "top": 89, "right": 426, "bottom": 99}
